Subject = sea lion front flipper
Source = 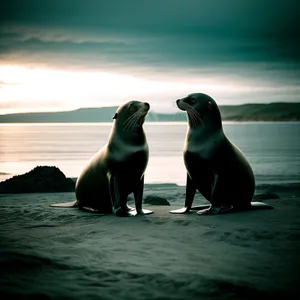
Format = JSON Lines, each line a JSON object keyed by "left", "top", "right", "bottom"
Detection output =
{"left": 139, "top": 208, "right": 153, "bottom": 215}
{"left": 184, "top": 173, "right": 197, "bottom": 208}
{"left": 127, "top": 205, "right": 136, "bottom": 211}
{"left": 170, "top": 174, "right": 196, "bottom": 214}
{"left": 170, "top": 205, "right": 211, "bottom": 213}
{"left": 109, "top": 175, "right": 136, "bottom": 217}
{"left": 250, "top": 202, "right": 274, "bottom": 210}
{"left": 197, "top": 205, "right": 233, "bottom": 215}
{"left": 132, "top": 208, "right": 154, "bottom": 215}
{"left": 133, "top": 175, "right": 153, "bottom": 215}
{"left": 113, "top": 207, "right": 137, "bottom": 217}
{"left": 190, "top": 205, "right": 212, "bottom": 211}
{"left": 170, "top": 207, "right": 191, "bottom": 214}
{"left": 49, "top": 201, "right": 77, "bottom": 208}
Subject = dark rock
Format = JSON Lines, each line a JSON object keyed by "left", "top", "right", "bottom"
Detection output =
{"left": 144, "top": 195, "right": 170, "bottom": 206}
{"left": 253, "top": 193, "right": 280, "bottom": 200}
{"left": 0, "top": 166, "right": 75, "bottom": 193}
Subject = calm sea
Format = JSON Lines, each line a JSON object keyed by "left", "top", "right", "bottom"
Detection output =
{"left": 0, "top": 122, "right": 300, "bottom": 186}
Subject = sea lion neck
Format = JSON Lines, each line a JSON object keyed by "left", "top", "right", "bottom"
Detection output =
{"left": 187, "top": 115, "right": 223, "bottom": 136}
{"left": 109, "top": 122, "right": 147, "bottom": 145}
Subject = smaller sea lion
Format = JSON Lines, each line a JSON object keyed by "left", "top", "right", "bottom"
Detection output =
{"left": 50, "top": 101, "right": 152, "bottom": 217}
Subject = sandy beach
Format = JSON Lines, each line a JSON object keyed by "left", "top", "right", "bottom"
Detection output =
{"left": 0, "top": 184, "right": 299, "bottom": 300}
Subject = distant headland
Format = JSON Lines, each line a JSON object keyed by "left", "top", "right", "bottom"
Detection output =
{"left": 0, "top": 102, "right": 299, "bottom": 122}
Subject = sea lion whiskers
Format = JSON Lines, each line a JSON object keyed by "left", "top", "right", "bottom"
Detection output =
{"left": 186, "top": 110, "right": 196, "bottom": 127}
{"left": 187, "top": 104, "right": 203, "bottom": 126}
{"left": 186, "top": 105, "right": 203, "bottom": 127}
{"left": 123, "top": 114, "right": 140, "bottom": 132}
{"left": 122, "top": 108, "right": 144, "bottom": 131}
{"left": 178, "top": 101, "right": 203, "bottom": 126}
{"left": 122, "top": 108, "right": 140, "bottom": 127}
{"left": 125, "top": 109, "right": 144, "bottom": 131}
{"left": 179, "top": 102, "right": 196, "bottom": 126}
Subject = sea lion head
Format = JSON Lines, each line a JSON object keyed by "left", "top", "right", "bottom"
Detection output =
{"left": 112, "top": 101, "right": 150, "bottom": 132}
{"left": 176, "top": 93, "right": 222, "bottom": 129}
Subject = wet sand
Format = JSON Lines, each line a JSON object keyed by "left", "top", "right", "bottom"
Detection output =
{"left": 0, "top": 184, "right": 299, "bottom": 299}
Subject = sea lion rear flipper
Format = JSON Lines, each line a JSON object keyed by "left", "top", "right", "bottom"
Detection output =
{"left": 81, "top": 206, "right": 106, "bottom": 215}
{"left": 49, "top": 201, "right": 77, "bottom": 208}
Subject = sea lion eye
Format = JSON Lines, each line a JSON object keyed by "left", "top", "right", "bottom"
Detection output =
{"left": 207, "top": 101, "right": 213, "bottom": 110}
{"left": 190, "top": 97, "right": 196, "bottom": 104}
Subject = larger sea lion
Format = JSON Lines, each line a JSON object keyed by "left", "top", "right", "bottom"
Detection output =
{"left": 170, "top": 93, "right": 273, "bottom": 215}
{"left": 50, "top": 101, "right": 153, "bottom": 217}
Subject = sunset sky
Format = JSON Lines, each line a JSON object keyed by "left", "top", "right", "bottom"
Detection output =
{"left": 0, "top": 0, "right": 299, "bottom": 114}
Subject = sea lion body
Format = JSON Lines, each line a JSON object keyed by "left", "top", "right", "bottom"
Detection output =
{"left": 50, "top": 101, "right": 152, "bottom": 217}
{"left": 170, "top": 93, "right": 273, "bottom": 215}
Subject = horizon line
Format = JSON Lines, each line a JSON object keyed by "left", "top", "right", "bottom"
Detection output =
{"left": 1, "top": 101, "right": 300, "bottom": 116}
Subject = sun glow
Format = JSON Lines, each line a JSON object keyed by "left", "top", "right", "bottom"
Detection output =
{"left": 0, "top": 65, "right": 147, "bottom": 113}
{"left": 0, "top": 65, "right": 248, "bottom": 115}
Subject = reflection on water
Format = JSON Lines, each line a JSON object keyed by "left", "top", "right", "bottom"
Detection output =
{"left": 0, "top": 122, "right": 300, "bottom": 185}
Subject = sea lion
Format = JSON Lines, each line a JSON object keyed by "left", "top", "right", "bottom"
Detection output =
{"left": 50, "top": 101, "right": 153, "bottom": 217}
{"left": 170, "top": 93, "right": 273, "bottom": 215}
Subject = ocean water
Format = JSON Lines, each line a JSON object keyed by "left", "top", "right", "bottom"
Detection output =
{"left": 0, "top": 122, "right": 300, "bottom": 186}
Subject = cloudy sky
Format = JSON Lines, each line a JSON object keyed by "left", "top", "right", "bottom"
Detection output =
{"left": 0, "top": 0, "right": 299, "bottom": 114}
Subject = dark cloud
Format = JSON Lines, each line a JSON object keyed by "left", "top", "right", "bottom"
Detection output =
{"left": 0, "top": 0, "right": 299, "bottom": 105}
{"left": 1, "top": 0, "right": 299, "bottom": 35}
{"left": 1, "top": 29, "right": 299, "bottom": 84}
